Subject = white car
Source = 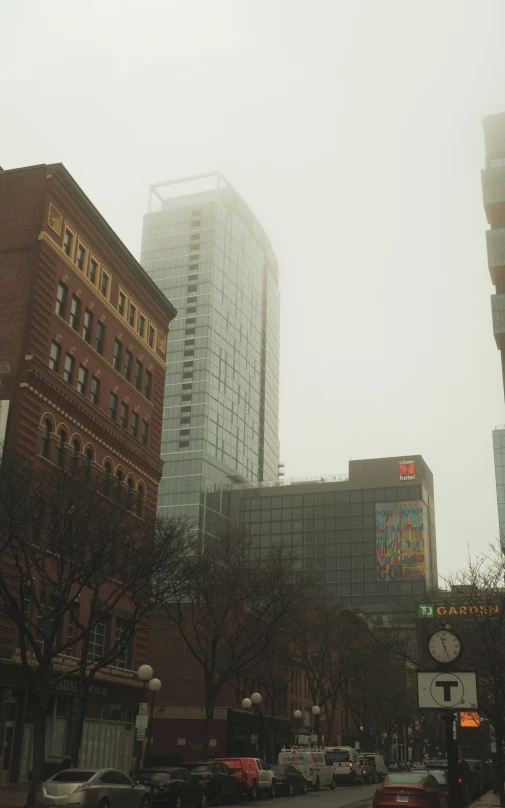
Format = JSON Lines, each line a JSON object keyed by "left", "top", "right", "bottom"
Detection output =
{"left": 278, "top": 749, "right": 334, "bottom": 790}
{"left": 253, "top": 759, "right": 276, "bottom": 796}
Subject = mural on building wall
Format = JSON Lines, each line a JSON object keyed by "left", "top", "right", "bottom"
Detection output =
{"left": 376, "top": 500, "right": 425, "bottom": 581}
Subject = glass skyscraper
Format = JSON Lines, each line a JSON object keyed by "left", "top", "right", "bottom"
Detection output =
{"left": 140, "top": 174, "right": 280, "bottom": 537}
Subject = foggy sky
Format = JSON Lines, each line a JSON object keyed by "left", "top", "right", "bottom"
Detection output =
{"left": 2, "top": 0, "right": 505, "bottom": 580}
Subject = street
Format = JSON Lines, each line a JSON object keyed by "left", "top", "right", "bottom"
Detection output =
{"left": 271, "top": 783, "right": 377, "bottom": 808}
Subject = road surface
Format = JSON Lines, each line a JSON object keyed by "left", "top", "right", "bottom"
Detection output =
{"left": 271, "top": 782, "right": 377, "bottom": 808}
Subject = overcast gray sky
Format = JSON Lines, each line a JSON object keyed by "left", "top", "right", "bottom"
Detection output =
{"left": 2, "top": 0, "right": 505, "bottom": 578}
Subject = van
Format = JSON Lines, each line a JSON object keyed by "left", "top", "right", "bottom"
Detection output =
{"left": 278, "top": 747, "right": 335, "bottom": 790}
{"left": 325, "top": 746, "right": 362, "bottom": 785}
{"left": 361, "top": 753, "right": 387, "bottom": 782}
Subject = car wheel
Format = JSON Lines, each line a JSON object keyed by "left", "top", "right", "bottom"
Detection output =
{"left": 141, "top": 796, "right": 150, "bottom": 808}
{"left": 212, "top": 789, "right": 222, "bottom": 806}
{"left": 98, "top": 800, "right": 110, "bottom": 808}
{"left": 287, "top": 784, "right": 294, "bottom": 797}
{"left": 313, "top": 776, "right": 320, "bottom": 792}
{"left": 301, "top": 782, "right": 307, "bottom": 795}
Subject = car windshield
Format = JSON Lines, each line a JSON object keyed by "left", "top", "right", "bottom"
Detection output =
{"left": 51, "top": 771, "right": 95, "bottom": 783}
{"left": 138, "top": 770, "right": 176, "bottom": 781}
{"left": 185, "top": 765, "right": 210, "bottom": 772}
{"left": 270, "top": 765, "right": 286, "bottom": 774}
{"left": 431, "top": 772, "right": 448, "bottom": 784}
{"left": 388, "top": 774, "right": 426, "bottom": 784}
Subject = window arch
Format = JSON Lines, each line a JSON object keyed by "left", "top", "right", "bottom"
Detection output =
{"left": 115, "top": 468, "right": 123, "bottom": 504}
{"left": 126, "top": 477, "right": 134, "bottom": 510}
{"left": 56, "top": 429, "right": 67, "bottom": 468}
{"left": 103, "top": 462, "right": 112, "bottom": 495}
{"left": 41, "top": 419, "right": 52, "bottom": 459}
{"left": 136, "top": 484, "right": 144, "bottom": 517}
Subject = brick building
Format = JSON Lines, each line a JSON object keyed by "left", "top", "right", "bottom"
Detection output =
{"left": 0, "top": 163, "right": 177, "bottom": 782}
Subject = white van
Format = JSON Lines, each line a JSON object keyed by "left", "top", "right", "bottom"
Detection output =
{"left": 325, "top": 746, "right": 362, "bottom": 785}
{"left": 361, "top": 752, "right": 387, "bottom": 782}
{"left": 278, "top": 748, "right": 335, "bottom": 790}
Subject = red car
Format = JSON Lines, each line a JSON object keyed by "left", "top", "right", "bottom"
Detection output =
{"left": 373, "top": 771, "right": 448, "bottom": 808}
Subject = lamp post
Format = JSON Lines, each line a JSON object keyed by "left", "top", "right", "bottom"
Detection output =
{"left": 293, "top": 710, "right": 302, "bottom": 746}
{"left": 136, "top": 664, "right": 158, "bottom": 773}
{"left": 311, "top": 705, "right": 321, "bottom": 746}
{"left": 145, "top": 677, "right": 162, "bottom": 768}
{"left": 243, "top": 693, "right": 263, "bottom": 758}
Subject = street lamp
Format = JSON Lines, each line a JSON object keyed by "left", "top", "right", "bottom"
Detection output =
{"left": 311, "top": 705, "right": 321, "bottom": 746}
{"left": 145, "top": 677, "right": 162, "bottom": 767}
{"left": 136, "top": 665, "right": 159, "bottom": 772}
{"left": 242, "top": 698, "right": 252, "bottom": 709}
{"left": 293, "top": 710, "right": 302, "bottom": 746}
{"left": 243, "top": 693, "right": 263, "bottom": 757}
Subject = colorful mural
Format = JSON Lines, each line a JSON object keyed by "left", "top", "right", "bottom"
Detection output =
{"left": 375, "top": 500, "right": 425, "bottom": 581}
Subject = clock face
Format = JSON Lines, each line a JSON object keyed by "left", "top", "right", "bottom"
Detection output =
{"left": 428, "top": 630, "right": 462, "bottom": 663}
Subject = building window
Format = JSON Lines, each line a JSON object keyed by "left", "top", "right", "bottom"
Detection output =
{"left": 89, "top": 258, "right": 98, "bottom": 285}
{"left": 85, "top": 448, "right": 93, "bottom": 477}
{"left": 55, "top": 282, "right": 67, "bottom": 317}
{"left": 69, "top": 295, "right": 81, "bottom": 331}
{"left": 124, "top": 350, "right": 132, "bottom": 382}
{"left": 113, "top": 618, "right": 131, "bottom": 669}
{"left": 88, "top": 616, "right": 107, "bottom": 662}
{"left": 77, "top": 365, "right": 88, "bottom": 395}
{"left": 109, "top": 392, "right": 118, "bottom": 421}
{"left": 103, "top": 462, "right": 112, "bottom": 495}
{"left": 139, "top": 314, "right": 146, "bottom": 339}
{"left": 144, "top": 370, "right": 152, "bottom": 400}
{"left": 70, "top": 439, "right": 80, "bottom": 472}
{"left": 126, "top": 477, "right": 134, "bottom": 509}
{"left": 112, "top": 339, "right": 122, "bottom": 371}
{"left": 136, "top": 485, "right": 144, "bottom": 517}
{"left": 148, "top": 325, "right": 156, "bottom": 348}
{"left": 56, "top": 430, "right": 67, "bottom": 468}
{"left": 128, "top": 302, "right": 137, "bottom": 327}
{"left": 100, "top": 270, "right": 110, "bottom": 298}
{"left": 41, "top": 419, "right": 52, "bottom": 459}
{"left": 130, "top": 411, "right": 139, "bottom": 439}
{"left": 63, "top": 228, "right": 74, "bottom": 257}
{"left": 82, "top": 309, "right": 93, "bottom": 343}
{"left": 120, "top": 402, "right": 129, "bottom": 430}
{"left": 141, "top": 420, "right": 149, "bottom": 446}
{"left": 49, "top": 341, "right": 61, "bottom": 372}
{"left": 90, "top": 376, "right": 100, "bottom": 406}
{"left": 134, "top": 361, "right": 142, "bottom": 391}
{"left": 63, "top": 353, "right": 75, "bottom": 384}
{"left": 118, "top": 290, "right": 126, "bottom": 317}
{"left": 95, "top": 321, "right": 105, "bottom": 355}
{"left": 76, "top": 244, "right": 86, "bottom": 271}
{"left": 115, "top": 469, "right": 123, "bottom": 504}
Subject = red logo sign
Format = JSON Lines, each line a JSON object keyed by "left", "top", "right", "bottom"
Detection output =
{"left": 399, "top": 461, "right": 415, "bottom": 481}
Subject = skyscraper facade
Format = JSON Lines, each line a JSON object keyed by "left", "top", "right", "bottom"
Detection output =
{"left": 141, "top": 174, "right": 280, "bottom": 537}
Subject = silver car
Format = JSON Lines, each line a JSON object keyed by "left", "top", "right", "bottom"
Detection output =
{"left": 36, "top": 767, "right": 151, "bottom": 807}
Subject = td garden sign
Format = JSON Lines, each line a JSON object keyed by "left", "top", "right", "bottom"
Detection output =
{"left": 418, "top": 603, "right": 500, "bottom": 618}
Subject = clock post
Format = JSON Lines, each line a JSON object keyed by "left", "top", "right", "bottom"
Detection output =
{"left": 418, "top": 628, "right": 477, "bottom": 808}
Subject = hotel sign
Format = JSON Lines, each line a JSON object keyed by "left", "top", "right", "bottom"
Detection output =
{"left": 400, "top": 461, "right": 416, "bottom": 481}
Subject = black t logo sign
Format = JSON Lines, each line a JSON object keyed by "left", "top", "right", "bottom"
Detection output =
{"left": 436, "top": 680, "right": 458, "bottom": 701}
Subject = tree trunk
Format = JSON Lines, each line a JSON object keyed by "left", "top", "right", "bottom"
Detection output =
{"left": 25, "top": 668, "right": 51, "bottom": 808}
{"left": 202, "top": 699, "right": 215, "bottom": 759}
{"left": 67, "top": 694, "right": 88, "bottom": 766}
{"left": 265, "top": 711, "right": 275, "bottom": 763}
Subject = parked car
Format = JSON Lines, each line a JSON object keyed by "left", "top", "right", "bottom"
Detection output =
{"left": 181, "top": 761, "right": 239, "bottom": 805}
{"left": 268, "top": 764, "right": 308, "bottom": 796}
{"left": 278, "top": 748, "right": 334, "bottom": 790}
{"left": 425, "top": 759, "right": 479, "bottom": 801}
{"left": 361, "top": 753, "right": 388, "bottom": 782}
{"left": 387, "top": 762, "right": 406, "bottom": 772}
{"left": 373, "top": 771, "right": 447, "bottom": 808}
{"left": 215, "top": 757, "right": 275, "bottom": 800}
{"left": 427, "top": 768, "right": 471, "bottom": 807}
{"left": 359, "top": 758, "right": 378, "bottom": 785}
{"left": 35, "top": 768, "right": 152, "bottom": 807}
{"left": 136, "top": 767, "right": 207, "bottom": 807}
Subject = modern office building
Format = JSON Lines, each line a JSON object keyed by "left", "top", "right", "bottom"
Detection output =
{"left": 230, "top": 455, "right": 438, "bottom": 621}
{"left": 140, "top": 173, "right": 280, "bottom": 537}
{"left": 0, "top": 163, "right": 176, "bottom": 781}
{"left": 482, "top": 112, "right": 505, "bottom": 548}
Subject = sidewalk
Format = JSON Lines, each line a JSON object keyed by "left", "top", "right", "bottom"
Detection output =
{"left": 0, "top": 784, "right": 28, "bottom": 808}
{"left": 473, "top": 794, "right": 501, "bottom": 808}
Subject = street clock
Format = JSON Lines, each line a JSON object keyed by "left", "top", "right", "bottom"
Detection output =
{"left": 427, "top": 629, "right": 462, "bottom": 664}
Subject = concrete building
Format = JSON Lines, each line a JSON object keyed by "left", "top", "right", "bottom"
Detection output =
{"left": 0, "top": 163, "right": 176, "bottom": 781}
{"left": 140, "top": 173, "right": 280, "bottom": 538}
{"left": 482, "top": 112, "right": 505, "bottom": 548}
{"left": 230, "top": 455, "right": 438, "bottom": 621}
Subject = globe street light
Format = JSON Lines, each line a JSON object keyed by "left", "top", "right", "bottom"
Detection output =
{"left": 242, "top": 698, "right": 252, "bottom": 709}
{"left": 146, "top": 677, "right": 162, "bottom": 767}
{"left": 251, "top": 692, "right": 262, "bottom": 705}
{"left": 244, "top": 693, "right": 263, "bottom": 756}
{"left": 137, "top": 664, "right": 154, "bottom": 681}
{"left": 136, "top": 665, "right": 158, "bottom": 772}
{"left": 311, "top": 705, "right": 321, "bottom": 746}
{"left": 293, "top": 709, "right": 302, "bottom": 746}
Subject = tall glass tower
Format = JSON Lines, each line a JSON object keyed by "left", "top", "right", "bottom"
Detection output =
{"left": 140, "top": 173, "right": 280, "bottom": 538}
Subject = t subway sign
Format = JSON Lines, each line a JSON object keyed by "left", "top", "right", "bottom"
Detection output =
{"left": 399, "top": 461, "right": 415, "bottom": 481}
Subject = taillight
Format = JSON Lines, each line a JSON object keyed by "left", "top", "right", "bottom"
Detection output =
{"left": 276, "top": 776, "right": 286, "bottom": 781}
{"left": 159, "top": 781, "right": 174, "bottom": 788}
{"left": 458, "top": 778, "right": 463, "bottom": 785}
{"left": 349, "top": 762, "right": 353, "bottom": 768}
{"left": 75, "top": 784, "right": 91, "bottom": 792}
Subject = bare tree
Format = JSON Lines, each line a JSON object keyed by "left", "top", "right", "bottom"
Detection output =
{"left": 156, "top": 529, "right": 312, "bottom": 758}
{"left": 0, "top": 458, "right": 189, "bottom": 808}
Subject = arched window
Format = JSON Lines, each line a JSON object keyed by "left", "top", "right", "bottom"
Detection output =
{"left": 115, "top": 469, "right": 123, "bottom": 504}
{"left": 56, "top": 430, "right": 67, "bottom": 468}
{"left": 126, "top": 477, "right": 134, "bottom": 510}
{"left": 85, "top": 448, "right": 93, "bottom": 478}
{"left": 70, "top": 439, "right": 80, "bottom": 472}
{"left": 103, "top": 462, "right": 112, "bottom": 495}
{"left": 136, "top": 485, "right": 144, "bottom": 517}
{"left": 41, "top": 419, "right": 52, "bottom": 459}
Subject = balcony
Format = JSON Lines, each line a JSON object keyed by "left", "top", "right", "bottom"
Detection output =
{"left": 482, "top": 167, "right": 505, "bottom": 227}
{"left": 491, "top": 293, "right": 505, "bottom": 348}
{"left": 486, "top": 228, "right": 505, "bottom": 286}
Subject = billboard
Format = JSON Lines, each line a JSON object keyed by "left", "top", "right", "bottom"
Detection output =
{"left": 376, "top": 500, "right": 424, "bottom": 581}
{"left": 399, "top": 461, "right": 416, "bottom": 480}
